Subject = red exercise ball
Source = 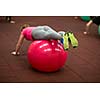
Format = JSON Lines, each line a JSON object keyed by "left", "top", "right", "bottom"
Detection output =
{"left": 27, "top": 40, "right": 68, "bottom": 72}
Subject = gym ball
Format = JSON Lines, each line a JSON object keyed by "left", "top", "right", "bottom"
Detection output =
{"left": 80, "top": 16, "right": 91, "bottom": 22}
{"left": 27, "top": 40, "right": 68, "bottom": 72}
{"left": 98, "top": 25, "right": 100, "bottom": 35}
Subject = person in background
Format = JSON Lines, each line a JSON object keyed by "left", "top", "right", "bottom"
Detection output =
{"left": 83, "top": 16, "right": 100, "bottom": 34}
{"left": 5, "top": 16, "right": 15, "bottom": 24}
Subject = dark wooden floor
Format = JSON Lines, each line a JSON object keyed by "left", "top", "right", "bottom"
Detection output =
{"left": 0, "top": 16, "right": 100, "bottom": 83}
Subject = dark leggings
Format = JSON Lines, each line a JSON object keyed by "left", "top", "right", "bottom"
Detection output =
{"left": 5, "top": 16, "right": 11, "bottom": 22}
{"left": 90, "top": 16, "right": 100, "bottom": 26}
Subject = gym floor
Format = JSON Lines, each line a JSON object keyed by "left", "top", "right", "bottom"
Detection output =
{"left": 0, "top": 16, "right": 100, "bottom": 83}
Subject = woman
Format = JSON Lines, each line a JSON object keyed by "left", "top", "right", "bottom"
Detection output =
{"left": 11, "top": 24, "right": 78, "bottom": 56}
{"left": 11, "top": 24, "right": 63, "bottom": 56}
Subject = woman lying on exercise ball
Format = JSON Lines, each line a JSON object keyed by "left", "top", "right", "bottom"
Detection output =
{"left": 11, "top": 24, "right": 78, "bottom": 56}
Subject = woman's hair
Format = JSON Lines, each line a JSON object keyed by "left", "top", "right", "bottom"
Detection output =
{"left": 20, "top": 24, "right": 30, "bottom": 31}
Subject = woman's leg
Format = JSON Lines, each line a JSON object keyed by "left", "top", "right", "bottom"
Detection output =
{"left": 32, "top": 26, "right": 62, "bottom": 39}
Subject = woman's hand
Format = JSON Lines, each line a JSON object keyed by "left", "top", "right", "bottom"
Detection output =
{"left": 11, "top": 51, "right": 20, "bottom": 56}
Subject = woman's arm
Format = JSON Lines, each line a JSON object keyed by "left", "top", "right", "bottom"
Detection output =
{"left": 11, "top": 33, "right": 24, "bottom": 56}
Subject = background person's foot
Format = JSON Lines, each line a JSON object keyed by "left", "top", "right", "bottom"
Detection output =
{"left": 74, "top": 16, "right": 78, "bottom": 19}
{"left": 10, "top": 20, "right": 15, "bottom": 24}
{"left": 83, "top": 31, "right": 88, "bottom": 34}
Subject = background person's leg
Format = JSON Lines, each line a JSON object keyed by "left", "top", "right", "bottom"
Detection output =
{"left": 92, "top": 16, "right": 100, "bottom": 26}
{"left": 5, "top": 16, "right": 15, "bottom": 23}
{"left": 5, "top": 16, "right": 11, "bottom": 22}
